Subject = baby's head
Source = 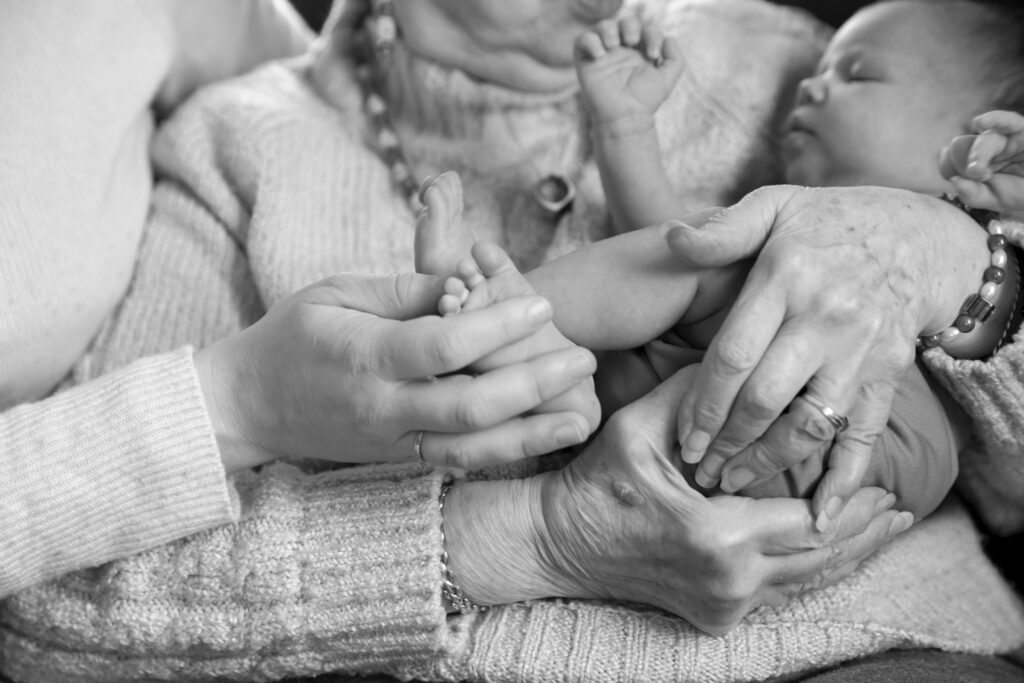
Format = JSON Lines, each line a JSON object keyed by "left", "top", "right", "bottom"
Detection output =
{"left": 782, "top": 0, "right": 1024, "bottom": 196}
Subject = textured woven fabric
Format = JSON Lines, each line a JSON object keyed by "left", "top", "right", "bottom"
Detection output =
{"left": 2, "top": 2, "right": 1023, "bottom": 682}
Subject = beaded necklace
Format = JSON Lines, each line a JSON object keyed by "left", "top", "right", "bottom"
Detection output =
{"left": 354, "top": 0, "right": 578, "bottom": 217}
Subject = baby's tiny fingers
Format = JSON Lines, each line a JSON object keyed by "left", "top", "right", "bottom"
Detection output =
{"left": 640, "top": 25, "right": 666, "bottom": 62}
{"left": 574, "top": 31, "right": 607, "bottom": 61}
{"left": 618, "top": 15, "right": 642, "bottom": 46}
{"left": 597, "top": 19, "right": 622, "bottom": 49}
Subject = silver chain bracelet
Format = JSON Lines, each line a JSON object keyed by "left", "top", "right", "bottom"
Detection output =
{"left": 438, "top": 479, "right": 488, "bottom": 614}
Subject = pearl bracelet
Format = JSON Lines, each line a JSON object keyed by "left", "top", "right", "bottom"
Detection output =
{"left": 438, "top": 479, "right": 488, "bottom": 614}
{"left": 918, "top": 218, "right": 1016, "bottom": 351}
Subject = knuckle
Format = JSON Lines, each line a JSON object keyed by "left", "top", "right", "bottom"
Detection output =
{"left": 739, "top": 383, "right": 788, "bottom": 423}
{"left": 713, "top": 338, "right": 759, "bottom": 379}
{"left": 441, "top": 441, "right": 475, "bottom": 469}
{"left": 429, "top": 332, "right": 470, "bottom": 370}
{"left": 793, "top": 409, "right": 836, "bottom": 442}
{"left": 451, "top": 397, "right": 492, "bottom": 430}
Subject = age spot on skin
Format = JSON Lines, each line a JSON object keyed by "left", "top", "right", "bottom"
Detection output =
{"left": 611, "top": 480, "right": 644, "bottom": 506}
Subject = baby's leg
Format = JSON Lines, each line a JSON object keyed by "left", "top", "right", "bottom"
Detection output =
{"left": 414, "top": 171, "right": 476, "bottom": 276}
{"left": 447, "top": 241, "right": 602, "bottom": 435}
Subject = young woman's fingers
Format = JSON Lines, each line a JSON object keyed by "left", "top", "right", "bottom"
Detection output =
{"left": 379, "top": 295, "right": 553, "bottom": 380}
{"left": 412, "top": 411, "right": 591, "bottom": 469}
{"left": 396, "top": 346, "right": 596, "bottom": 433}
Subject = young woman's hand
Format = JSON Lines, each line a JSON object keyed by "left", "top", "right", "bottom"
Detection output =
{"left": 195, "top": 272, "right": 597, "bottom": 471}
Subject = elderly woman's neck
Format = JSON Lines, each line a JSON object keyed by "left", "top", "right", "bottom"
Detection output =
{"left": 391, "top": 0, "right": 620, "bottom": 93}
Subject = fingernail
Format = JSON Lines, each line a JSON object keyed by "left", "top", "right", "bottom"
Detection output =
{"left": 526, "top": 298, "right": 551, "bottom": 325}
{"left": 568, "top": 351, "right": 595, "bottom": 379}
{"left": 554, "top": 423, "right": 585, "bottom": 447}
{"left": 681, "top": 430, "right": 710, "bottom": 463}
{"left": 694, "top": 468, "right": 718, "bottom": 490}
{"left": 824, "top": 496, "right": 843, "bottom": 521}
{"left": 874, "top": 492, "right": 897, "bottom": 513}
{"left": 815, "top": 510, "right": 830, "bottom": 534}
{"left": 721, "top": 467, "right": 754, "bottom": 493}
{"left": 888, "top": 511, "right": 914, "bottom": 536}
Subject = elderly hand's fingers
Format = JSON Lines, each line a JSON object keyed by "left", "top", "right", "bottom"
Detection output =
{"left": 397, "top": 346, "right": 596, "bottom": 434}
{"left": 695, "top": 322, "right": 835, "bottom": 482}
{"left": 411, "top": 410, "right": 591, "bottom": 468}
{"left": 810, "top": 380, "right": 899, "bottom": 530}
{"left": 378, "top": 295, "right": 556, "bottom": 380}
{"left": 662, "top": 186, "right": 797, "bottom": 269}
{"left": 574, "top": 30, "right": 608, "bottom": 61}
{"left": 717, "top": 398, "right": 834, "bottom": 494}
{"left": 676, "top": 270, "right": 788, "bottom": 464}
{"left": 769, "top": 509, "right": 912, "bottom": 596}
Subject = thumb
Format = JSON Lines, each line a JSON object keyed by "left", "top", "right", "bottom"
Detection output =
{"left": 294, "top": 272, "right": 444, "bottom": 320}
{"left": 662, "top": 185, "right": 797, "bottom": 268}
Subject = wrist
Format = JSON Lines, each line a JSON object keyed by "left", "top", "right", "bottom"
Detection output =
{"left": 193, "top": 341, "right": 275, "bottom": 473}
{"left": 441, "top": 475, "right": 566, "bottom": 608}
{"left": 590, "top": 112, "right": 658, "bottom": 141}
{"left": 919, "top": 218, "right": 1020, "bottom": 359}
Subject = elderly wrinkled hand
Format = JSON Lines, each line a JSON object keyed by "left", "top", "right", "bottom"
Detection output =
{"left": 534, "top": 365, "right": 910, "bottom": 635}
{"left": 661, "top": 185, "right": 991, "bottom": 528}
{"left": 194, "top": 272, "right": 597, "bottom": 470}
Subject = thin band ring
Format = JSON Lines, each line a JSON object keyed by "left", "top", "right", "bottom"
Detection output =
{"left": 413, "top": 430, "right": 426, "bottom": 462}
{"left": 801, "top": 393, "right": 850, "bottom": 435}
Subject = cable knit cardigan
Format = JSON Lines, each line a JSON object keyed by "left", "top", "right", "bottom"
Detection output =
{"left": 2, "top": 1, "right": 1023, "bottom": 682}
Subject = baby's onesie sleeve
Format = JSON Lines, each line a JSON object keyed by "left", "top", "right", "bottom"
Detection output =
{"left": 746, "top": 361, "right": 960, "bottom": 520}
{"left": 0, "top": 349, "right": 236, "bottom": 597}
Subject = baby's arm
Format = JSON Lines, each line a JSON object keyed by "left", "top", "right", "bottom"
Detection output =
{"left": 524, "top": 224, "right": 745, "bottom": 351}
{"left": 940, "top": 110, "right": 1024, "bottom": 214}
{"left": 575, "top": 17, "right": 687, "bottom": 232}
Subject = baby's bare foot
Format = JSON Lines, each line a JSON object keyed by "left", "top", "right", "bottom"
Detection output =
{"left": 448, "top": 241, "right": 602, "bottom": 434}
{"left": 414, "top": 171, "right": 476, "bottom": 275}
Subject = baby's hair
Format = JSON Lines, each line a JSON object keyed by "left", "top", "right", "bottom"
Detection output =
{"left": 899, "top": 0, "right": 1024, "bottom": 114}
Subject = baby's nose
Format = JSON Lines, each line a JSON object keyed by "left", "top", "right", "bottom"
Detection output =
{"left": 795, "top": 76, "right": 827, "bottom": 106}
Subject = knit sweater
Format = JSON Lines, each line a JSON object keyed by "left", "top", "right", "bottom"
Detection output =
{"left": 2, "top": 2, "right": 1023, "bottom": 682}
{"left": 0, "top": 0, "right": 309, "bottom": 597}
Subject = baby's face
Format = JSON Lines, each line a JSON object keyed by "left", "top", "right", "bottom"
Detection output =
{"left": 781, "top": 1, "right": 991, "bottom": 195}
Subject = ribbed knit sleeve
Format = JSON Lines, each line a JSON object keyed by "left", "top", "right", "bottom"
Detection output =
{"left": 0, "top": 348, "right": 237, "bottom": 596}
{"left": 923, "top": 333, "right": 1024, "bottom": 535}
{"left": 0, "top": 462, "right": 445, "bottom": 683}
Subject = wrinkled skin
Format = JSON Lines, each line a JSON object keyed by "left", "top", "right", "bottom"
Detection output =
{"left": 535, "top": 364, "right": 909, "bottom": 635}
